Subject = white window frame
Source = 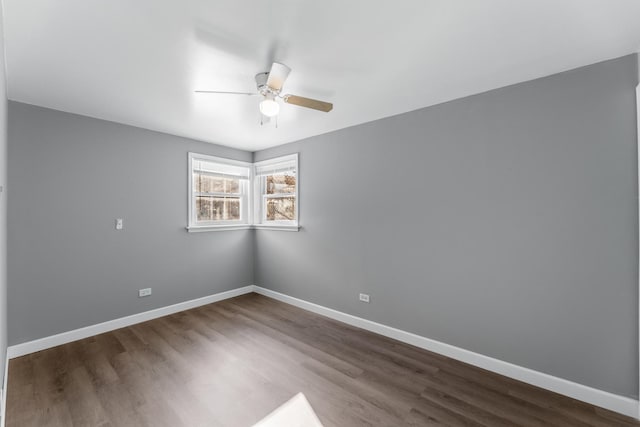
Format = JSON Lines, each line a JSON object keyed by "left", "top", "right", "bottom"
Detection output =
{"left": 253, "top": 153, "right": 299, "bottom": 231}
{"left": 186, "top": 152, "right": 300, "bottom": 232}
{"left": 187, "top": 153, "right": 252, "bottom": 232}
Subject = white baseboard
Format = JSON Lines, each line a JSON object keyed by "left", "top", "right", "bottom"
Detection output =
{"left": 253, "top": 286, "right": 640, "bottom": 419}
{"left": 6, "top": 285, "right": 254, "bottom": 359}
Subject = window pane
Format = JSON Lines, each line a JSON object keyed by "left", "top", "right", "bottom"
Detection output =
{"left": 266, "top": 174, "right": 296, "bottom": 195}
{"left": 265, "top": 197, "right": 296, "bottom": 221}
{"left": 194, "top": 173, "right": 240, "bottom": 194}
{"left": 196, "top": 196, "right": 240, "bottom": 221}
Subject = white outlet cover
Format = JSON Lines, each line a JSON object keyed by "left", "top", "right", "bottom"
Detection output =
{"left": 138, "top": 288, "right": 152, "bottom": 297}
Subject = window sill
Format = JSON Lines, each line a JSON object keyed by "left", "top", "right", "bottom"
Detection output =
{"left": 253, "top": 224, "right": 300, "bottom": 232}
{"left": 186, "top": 224, "right": 300, "bottom": 233}
{"left": 186, "top": 225, "right": 252, "bottom": 232}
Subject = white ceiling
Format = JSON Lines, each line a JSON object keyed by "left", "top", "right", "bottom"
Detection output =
{"left": 4, "top": 1, "right": 640, "bottom": 151}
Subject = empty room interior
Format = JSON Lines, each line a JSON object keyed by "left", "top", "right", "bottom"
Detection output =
{"left": 0, "top": 1, "right": 640, "bottom": 426}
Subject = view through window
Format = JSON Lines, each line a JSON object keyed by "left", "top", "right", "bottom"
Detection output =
{"left": 265, "top": 173, "right": 296, "bottom": 221}
{"left": 194, "top": 174, "right": 241, "bottom": 221}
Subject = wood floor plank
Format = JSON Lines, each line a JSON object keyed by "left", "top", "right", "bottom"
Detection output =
{"left": 419, "top": 386, "right": 517, "bottom": 427}
{"left": 7, "top": 293, "right": 639, "bottom": 426}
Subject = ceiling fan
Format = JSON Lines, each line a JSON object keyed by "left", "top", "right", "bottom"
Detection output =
{"left": 196, "top": 62, "right": 333, "bottom": 120}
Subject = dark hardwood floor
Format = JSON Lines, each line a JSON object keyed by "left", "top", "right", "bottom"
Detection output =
{"left": 7, "top": 293, "right": 639, "bottom": 426}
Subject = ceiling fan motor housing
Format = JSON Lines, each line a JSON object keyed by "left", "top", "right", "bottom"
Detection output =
{"left": 255, "top": 72, "right": 277, "bottom": 96}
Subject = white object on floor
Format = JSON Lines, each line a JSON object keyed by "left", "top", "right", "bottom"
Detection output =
{"left": 253, "top": 393, "right": 324, "bottom": 427}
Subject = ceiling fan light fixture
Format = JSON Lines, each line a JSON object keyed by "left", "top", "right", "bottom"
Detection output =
{"left": 259, "top": 95, "right": 280, "bottom": 117}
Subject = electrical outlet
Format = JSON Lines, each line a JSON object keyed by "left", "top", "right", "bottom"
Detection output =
{"left": 138, "top": 288, "right": 152, "bottom": 297}
{"left": 115, "top": 218, "right": 123, "bottom": 230}
{"left": 359, "top": 293, "right": 370, "bottom": 303}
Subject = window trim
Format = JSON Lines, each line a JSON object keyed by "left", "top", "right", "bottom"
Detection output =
{"left": 187, "top": 152, "right": 252, "bottom": 231}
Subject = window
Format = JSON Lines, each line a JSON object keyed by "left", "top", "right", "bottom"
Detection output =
{"left": 188, "top": 153, "right": 251, "bottom": 230}
{"left": 187, "top": 152, "right": 299, "bottom": 231}
{"left": 254, "top": 154, "right": 299, "bottom": 228}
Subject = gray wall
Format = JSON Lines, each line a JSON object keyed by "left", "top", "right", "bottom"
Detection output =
{"left": 0, "top": 2, "right": 8, "bottom": 400}
{"left": 254, "top": 54, "right": 639, "bottom": 398}
{"left": 7, "top": 102, "right": 254, "bottom": 344}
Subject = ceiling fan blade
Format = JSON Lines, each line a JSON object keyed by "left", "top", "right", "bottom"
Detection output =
{"left": 195, "top": 90, "right": 258, "bottom": 96}
{"left": 283, "top": 95, "right": 333, "bottom": 112}
{"left": 266, "top": 62, "right": 291, "bottom": 91}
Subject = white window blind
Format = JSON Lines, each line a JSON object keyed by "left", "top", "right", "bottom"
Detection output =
{"left": 254, "top": 159, "right": 296, "bottom": 177}
{"left": 192, "top": 159, "right": 250, "bottom": 179}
